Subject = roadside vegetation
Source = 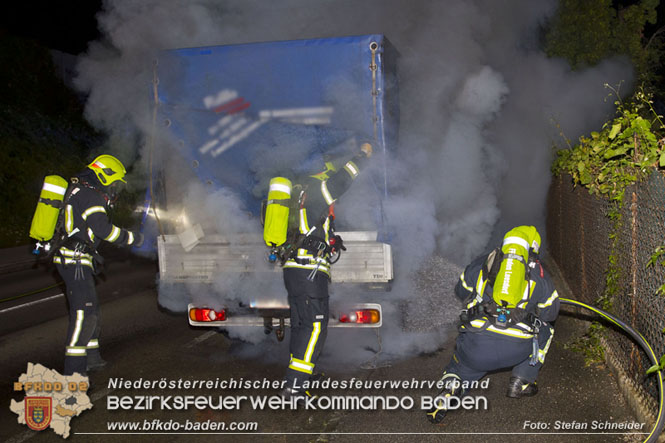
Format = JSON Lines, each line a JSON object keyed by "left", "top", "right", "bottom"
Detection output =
{"left": 0, "top": 34, "right": 140, "bottom": 247}
{"left": 546, "top": 0, "right": 665, "bottom": 367}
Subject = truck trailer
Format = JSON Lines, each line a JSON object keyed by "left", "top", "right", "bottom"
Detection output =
{"left": 138, "top": 34, "right": 399, "bottom": 340}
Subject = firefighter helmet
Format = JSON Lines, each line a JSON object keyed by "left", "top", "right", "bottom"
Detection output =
{"left": 87, "top": 155, "right": 127, "bottom": 186}
{"left": 309, "top": 161, "right": 337, "bottom": 181}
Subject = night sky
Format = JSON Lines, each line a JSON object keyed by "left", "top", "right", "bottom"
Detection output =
{"left": 1, "top": 1, "right": 664, "bottom": 55}
{"left": 0, "top": 0, "right": 101, "bottom": 54}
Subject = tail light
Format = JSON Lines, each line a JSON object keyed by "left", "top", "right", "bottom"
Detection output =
{"left": 339, "top": 309, "right": 380, "bottom": 324}
{"left": 189, "top": 307, "right": 226, "bottom": 322}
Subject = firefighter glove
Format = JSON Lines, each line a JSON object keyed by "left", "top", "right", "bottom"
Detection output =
{"left": 360, "top": 143, "right": 373, "bottom": 158}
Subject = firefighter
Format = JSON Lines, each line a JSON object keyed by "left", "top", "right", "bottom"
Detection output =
{"left": 54, "top": 154, "right": 143, "bottom": 376}
{"left": 280, "top": 142, "right": 373, "bottom": 400}
{"left": 426, "top": 225, "right": 560, "bottom": 423}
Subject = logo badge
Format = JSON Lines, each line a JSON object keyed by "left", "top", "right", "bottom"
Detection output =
{"left": 25, "top": 397, "right": 52, "bottom": 431}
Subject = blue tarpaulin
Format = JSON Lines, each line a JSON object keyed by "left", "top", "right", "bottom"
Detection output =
{"left": 141, "top": 34, "right": 398, "bottom": 244}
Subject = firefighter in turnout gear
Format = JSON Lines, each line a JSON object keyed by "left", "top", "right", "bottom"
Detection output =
{"left": 280, "top": 142, "right": 373, "bottom": 400}
{"left": 426, "top": 225, "right": 560, "bottom": 423}
{"left": 55, "top": 154, "right": 143, "bottom": 376}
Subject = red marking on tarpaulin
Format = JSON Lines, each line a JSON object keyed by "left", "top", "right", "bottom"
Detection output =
{"left": 226, "top": 101, "right": 251, "bottom": 115}
{"left": 213, "top": 97, "right": 250, "bottom": 114}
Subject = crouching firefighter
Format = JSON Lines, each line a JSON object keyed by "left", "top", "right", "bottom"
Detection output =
{"left": 267, "top": 142, "right": 373, "bottom": 401}
{"left": 52, "top": 155, "right": 143, "bottom": 376}
{"left": 426, "top": 225, "right": 560, "bottom": 423}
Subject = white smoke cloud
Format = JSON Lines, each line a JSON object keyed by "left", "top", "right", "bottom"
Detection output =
{"left": 73, "top": 0, "right": 633, "bottom": 365}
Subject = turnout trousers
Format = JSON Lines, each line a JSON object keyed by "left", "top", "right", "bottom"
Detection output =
{"left": 283, "top": 267, "right": 329, "bottom": 387}
{"left": 445, "top": 325, "right": 554, "bottom": 384}
{"left": 56, "top": 263, "right": 101, "bottom": 376}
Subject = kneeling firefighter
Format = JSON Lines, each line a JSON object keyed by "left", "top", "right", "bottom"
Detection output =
{"left": 427, "top": 225, "right": 560, "bottom": 423}
{"left": 264, "top": 142, "right": 373, "bottom": 400}
{"left": 50, "top": 155, "right": 143, "bottom": 376}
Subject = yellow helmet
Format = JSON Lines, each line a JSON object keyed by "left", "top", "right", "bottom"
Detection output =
{"left": 309, "top": 161, "right": 337, "bottom": 181}
{"left": 87, "top": 154, "right": 127, "bottom": 186}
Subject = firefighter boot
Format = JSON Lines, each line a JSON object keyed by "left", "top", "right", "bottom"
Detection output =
{"left": 426, "top": 394, "right": 449, "bottom": 424}
{"left": 506, "top": 376, "right": 538, "bottom": 398}
{"left": 426, "top": 373, "right": 464, "bottom": 424}
{"left": 279, "top": 387, "right": 317, "bottom": 408}
{"left": 86, "top": 352, "right": 108, "bottom": 372}
{"left": 310, "top": 372, "right": 327, "bottom": 384}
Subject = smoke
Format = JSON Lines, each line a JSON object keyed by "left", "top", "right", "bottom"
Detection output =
{"left": 73, "top": 0, "right": 633, "bottom": 365}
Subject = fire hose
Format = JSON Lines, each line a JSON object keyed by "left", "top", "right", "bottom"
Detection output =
{"left": 560, "top": 298, "right": 664, "bottom": 443}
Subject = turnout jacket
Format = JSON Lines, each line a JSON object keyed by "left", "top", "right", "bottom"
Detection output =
{"left": 54, "top": 175, "right": 138, "bottom": 269}
{"left": 283, "top": 153, "right": 368, "bottom": 277}
{"left": 455, "top": 253, "right": 560, "bottom": 342}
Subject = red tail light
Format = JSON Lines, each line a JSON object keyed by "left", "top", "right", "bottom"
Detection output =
{"left": 189, "top": 308, "right": 226, "bottom": 322}
{"left": 339, "top": 309, "right": 380, "bottom": 324}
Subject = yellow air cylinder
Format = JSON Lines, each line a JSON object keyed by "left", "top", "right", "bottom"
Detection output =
{"left": 263, "top": 177, "right": 293, "bottom": 247}
{"left": 492, "top": 226, "right": 533, "bottom": 308}
{"left": 29, "top": 175, "right": 69, "bottom": 241}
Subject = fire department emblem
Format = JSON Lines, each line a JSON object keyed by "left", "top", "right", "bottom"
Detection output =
{"left": 25, "top": 397, "right": 52, "bottom": 431}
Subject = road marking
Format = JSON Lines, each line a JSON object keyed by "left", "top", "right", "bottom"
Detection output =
{"left": 185, "top": 330, "right": 218, "bottom": 348}
{"left": 0, "top": 293, "right": 64, "bottom": 314}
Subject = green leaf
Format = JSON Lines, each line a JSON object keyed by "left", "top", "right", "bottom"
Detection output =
{"left": 631, "top": 117, "right": 649, "bottom": 131}
{"left": 577, "top": 161, "right": 586, "bottom": 172}
{"left": 646, "top": 353, "right": 665, "bottom": 375}
{"left": 609, "top": 123, "right": 622, "bottom": 139}
{"left": 644, "top": 132, "right": 658, "bottom": 145}
{"left": 603, "top": 147, "right": 629, "bottom": 159}
{"left": 660, "top": 152, "right": 665, "bottom": 167}
{"left": 646, "top": 363, "right": 661, "bottom": 375}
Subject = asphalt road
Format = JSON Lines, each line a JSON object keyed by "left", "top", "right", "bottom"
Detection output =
{"left": 0, "top": 251, "right": 654, "bottom": 443}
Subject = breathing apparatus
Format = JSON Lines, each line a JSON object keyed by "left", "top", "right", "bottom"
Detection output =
{"left": 262, "top": 148, "right": 358, "bottom": 266}
{"left": 461, "top": 225, "right": 663, "bottom": 442}
{"left": 29, "top": 155, "right": 128, "bottom": 261}
{"left": 29, "top": 175, "right": 70, "bottom": 255}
